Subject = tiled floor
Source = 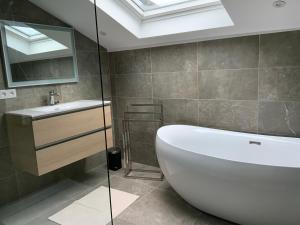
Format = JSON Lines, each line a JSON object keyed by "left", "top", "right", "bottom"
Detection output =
{"left": 0, "top": 163, "right": 235, "bottom": 225}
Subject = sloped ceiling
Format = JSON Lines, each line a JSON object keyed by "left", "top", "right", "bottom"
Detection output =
{"left": 29, "top": 0, "right": 300, "bottom": 52}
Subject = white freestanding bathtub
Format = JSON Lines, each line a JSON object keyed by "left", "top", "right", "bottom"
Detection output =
{"left": 156, "top": 125, "right": 300, "bottom": 225}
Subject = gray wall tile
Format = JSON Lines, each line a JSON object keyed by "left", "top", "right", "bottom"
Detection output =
{"left": 260, "top": 31, "right": 300, "bottom": 67}
{"left": 11, "top": 57, "right": 74, "bottom": 81}
{"left": 113, "top": 97, "right": 154, "bottom": 119}
{"left": 157, "top": 99, "right": 198, "bottom": 125}
{"left": 153, "top": 72, "right": 198, "bottom": 99}
{"left": 110, "top": 49, "right": 151, "bottom": 74}
{"left": 258, "top": 101, "right": 300, "bottom": 136}
{"left": 112, "top": 74, "right": 152, "bottom": 98}
{"left": 0, "top": 176, "right": 19, "bottom": 206}
{"left": 101, "top": 73, "right": 112, "bottom": 100}
{"left": 128, "top": 122, "right": 158, "bottom": 144}
{"left": 77, "top": 51, "right": 100, "bottom": 77}
{"left": 0, "top": 103, "right": 7, "bottom": 148}
{"left": 151, "top": 43, "right": 197, "bottom": 72}
{"left": 0, "top": 147, "right": 14, "bottom": 180}
{"left": 100, "top": 50, "right": 111, "bottom": 75}
{"left": 113, "top": 118, "right": 123, "bottom": 146}
{"left": 130, "top": 141, "right": 158, "bottom": 167}
{"left": 0, "top": 113, "right": 8, "bottom": 148}
{"left": 198, "top": 69, "right": 258, "bottom": 100}
{"left": 198, "top": 36, "right": 259, "bottom": 70}
{"left": 61, "top": 75, "right": 102, "bottom": 102}
{"left": 0, "top": 60, "right": 5, "bottom": 89}
{"left": 259, "top": 67, "right": 300, "bottom": 101}
{"left": 198, "top": 100, "right": 258, "bottom": 132}
{"left": 74, "top": 31, "right": 97, "bottom": 52}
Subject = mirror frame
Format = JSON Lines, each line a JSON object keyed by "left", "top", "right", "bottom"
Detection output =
{"left": 0, "top": 20, "right": 79, "bottom": 88}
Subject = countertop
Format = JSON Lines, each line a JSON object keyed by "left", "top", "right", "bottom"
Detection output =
{"left": 6, "top": 100, "right": 111, "bottom": 119}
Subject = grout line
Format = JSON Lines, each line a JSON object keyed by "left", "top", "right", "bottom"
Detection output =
{"left": 257, "top": 65, "right": 300, "bottom": 69}
{"left": 150, "top": 48, "right": 154, "bottom": 102}
{"left": 110, "top": 65, "right": 300, "bottom": 77}
{"left": 198, "top": 67, "right": 259, "bottom": 72}
{"left": 112, "top": 97, "right": 300, "bottom": 106}
{"left": 112, "top": 74, "right": 152, "bottom": 79}
{"left": 257, "top": 99, "right": 300, "bottom": 103}
{"left": 257, "top": 34, "right": 261, "bottom": 134}
{"left": 196, "top": 42, "right": 200, "bottom": 126}
{"left": 150, "top": 48, "right": 154, "bottom": 119}
{"left": 112, "top": 71, "right": 197, "bottom": 76}
{"left": 112, "top": 96, "right": 261, "bottom": 101}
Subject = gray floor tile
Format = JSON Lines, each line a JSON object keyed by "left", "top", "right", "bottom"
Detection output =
{"left": 23, "top": 218, "right": 58, "bottom": 225}
{"left": 104, "top": 175, "right": 155, "bottom": 196}
{"left": 116, "top": 188, "right": 203, "bottom": 225}
{"left": 191, "top": 213, "right": 235, "bottom": 225}
{"left": 109, "top": 167, "right": 125, "bottom": 177}
{"left": 117, "top": 188, "right": 235, "bottom": 225}
{"left": 131, "top": 176, "right": 165, "bottom": 189}
{"left": 1, "top": 180, "right": 93, "bottom": 225}
{"left": 110, "top": 218, "right": 136, "bottom": 225}
{"left": 157, "top": 180, "right": 172, "bottom": 191}
{"left": 112, "top": 162, "right": 165, "bottom": 189}
{"left": 0, "top": 179, "right": 70, "bottom": 220}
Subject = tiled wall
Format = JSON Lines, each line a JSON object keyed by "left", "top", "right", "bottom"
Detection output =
{"left": 0, "top": 0, "right": 111, "bottom": 206}
{"left": 11, "top": 57, "right": 74, "bottom": 81}
{"left": 110, "top": 31, "right": 300, "bottom": 166}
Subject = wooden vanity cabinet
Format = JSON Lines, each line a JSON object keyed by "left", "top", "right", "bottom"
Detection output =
{"left": 6, "top": 105, "right": 113, "bottom": 176}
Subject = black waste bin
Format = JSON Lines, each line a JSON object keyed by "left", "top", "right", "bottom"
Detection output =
{"left": 108, "top": 147, "right": 122, "bottom": 171}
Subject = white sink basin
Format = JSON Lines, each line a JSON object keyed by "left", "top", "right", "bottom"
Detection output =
{"left": 33, "top": 102, "right": 85, "bottom": 113}
{"left": 6, "top": 100, "right": 111, "bottom": 118}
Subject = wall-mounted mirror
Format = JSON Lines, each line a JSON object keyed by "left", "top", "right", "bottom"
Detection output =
{"left": 0, "top": 20, "right": 78, "bottom": 88}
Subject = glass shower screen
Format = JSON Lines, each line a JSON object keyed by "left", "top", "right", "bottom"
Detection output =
{"left": 0, "top": 0, "right": 113, "bottom": 224}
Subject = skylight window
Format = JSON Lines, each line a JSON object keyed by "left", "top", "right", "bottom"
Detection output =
{"left": 7, "top": 25, "right": 47, "bottom": 41}
{"left": 4, "top": 25, "right": 68, "bottom": 56}
{"left": 11, "top": 26, "right": 42, "bottom": 37}
{"left": 132, "top": 0, "right": 195, "bottom": 11}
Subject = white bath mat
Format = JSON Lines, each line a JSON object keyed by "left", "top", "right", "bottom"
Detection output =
{"left": 49, "top": 186, "right": 139, "bottom": 225}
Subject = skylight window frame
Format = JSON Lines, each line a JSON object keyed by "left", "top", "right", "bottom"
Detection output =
{"left": 132, "top": 0, "right": 197, "bottom": 12}
{"left": 121, "top": 0, "right": 222, "bottom": 21}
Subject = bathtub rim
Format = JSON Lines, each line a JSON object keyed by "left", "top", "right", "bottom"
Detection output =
{"left": 157, "top": 124, "right": 300, "bottom": 141}
{"left": 156, "top": 125, "right": 300, "bottom": 169}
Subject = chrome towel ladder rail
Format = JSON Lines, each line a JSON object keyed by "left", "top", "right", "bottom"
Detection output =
{"left": 122, "top": 103, "right": 164, "bottom": 181}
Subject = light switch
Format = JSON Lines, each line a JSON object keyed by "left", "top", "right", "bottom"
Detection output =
{"left": 0, "top": 89, "right": 17, "bottom": 99}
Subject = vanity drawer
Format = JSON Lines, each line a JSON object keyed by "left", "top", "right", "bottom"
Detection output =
{"left": 33, "top": 106, "right": 112, "bottom": 147}
{"left": 36, "top": 129, "right": 113, "bottom": 175}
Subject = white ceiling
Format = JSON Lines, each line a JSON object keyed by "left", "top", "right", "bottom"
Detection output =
{"left": 29, "top": 0, "right": 300, "bottom": 52}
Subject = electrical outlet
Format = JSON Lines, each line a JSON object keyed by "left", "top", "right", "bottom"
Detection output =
{"left": 0, "top": 89, "right": 17, "bottom": 100}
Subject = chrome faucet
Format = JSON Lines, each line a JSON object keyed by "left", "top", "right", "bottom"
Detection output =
{"left": 48, "top": 90, "right": 60, "bottom": 106}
